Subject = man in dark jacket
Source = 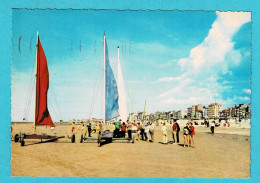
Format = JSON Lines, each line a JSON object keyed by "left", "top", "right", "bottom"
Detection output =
{"left": 172, "top": 120, "right": 180, "bottom": 143}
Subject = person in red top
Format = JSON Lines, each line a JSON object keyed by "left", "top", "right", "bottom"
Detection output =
{"left": 189, "top": 122, "right": 195, "bottom": 147}
{"left": 121, "top": 122, "right": 127, "bottom": 138}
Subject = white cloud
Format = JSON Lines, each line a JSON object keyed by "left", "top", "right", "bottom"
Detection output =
{"left": 239, "top": 96, "right": 250, "bottom": 101}
{"left": 243, "top": 89, "right": 251, "bottom": 94}
{"left": 157, "top": 12, "right": 251, "bottom": 109}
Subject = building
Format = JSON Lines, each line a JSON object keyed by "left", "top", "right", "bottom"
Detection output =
{"left": 177, "top": 110, "right": 187, "bottom": 119}
{"left": 187, "top": 107, "right": 192, "bottom": 119}
{"left": 208, "top": 103, "right": 222, "bottom": 118}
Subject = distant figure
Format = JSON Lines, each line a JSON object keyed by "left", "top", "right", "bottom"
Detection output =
{"left": 161, "top": 122, "right": 168, "bottom": 144}
{"left": 189, "top": 122, "right": 195, "bottom": 147}
{"left": 144, "top": 122, "right": 150, "bottom": 142}
{"left": 172, "top": 120, "right": 180, "bottom": 144}
{"left": 121, "top": 122, "right": 127, "bottom": 138}
{"left": 81, "top": 124, "right": 85, "bottom": 134}
{"left": 77, "top": 123, "right": 80, "bottom": 130}
{"left": 149, "top": 121, "right": 155, "bottom": 142}
{"left": 98, "top": 122, "right": 103, "bottom": 135}
{"left": 114, "top": 119, "right": 121, "bottom": 138}
{"left": 183, "top": 123, "right": 190, "bottom": 147}
{"left": 141, "top": 121, "right": 145, "bottom": 140}
{"left": 137, "top": 122, "right": 141, "bottom": 140}
{"left": 228, "top": 122, "right": 230, "bottom": 127}
{"left": 127, "top": 122, "right": 133, "bottom": 139}
{"left": 50, "top": 125, "right": 55, "bottom": 133}
{"left": 71, "top": 122, "right": 75, "bottom": 133}
{"left": 87, "top": 121, "right": 92, "bottom": 137}
{"left": 211, "top": 121, "right": 215, "bottom": 134}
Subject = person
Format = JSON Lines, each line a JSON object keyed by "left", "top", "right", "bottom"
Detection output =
{"left": 144, "top": 122, "right": 150, "bottom": 142}
{"left": 161, "top": 122, "right": 168, "bottom": 144}
{"left": 137, "top": 122, "right": 141, "bottom": 140}
{"left": 87, "top": 121, "right": 92, "bottom": 137}
{"left": 127, "top": 122, "right": 133, "bottom": 139}
{"left": 172, "top": 120, "right": 180, "bottom": 144}
{"left": 98, "top": 122, "right": 103, "bottom": 135}
{"left": 183, "top": 123, "right": 190, "bottom": 147}
{"left": 81, "top": 124, "right": 85, "bottom": 134}
{"left": 77, "top": 123, "right": 80, "bottom": 130}
{"left": 114, "top": 119, "right": 121, "bottom": 138}
{"left": 149, "top": 121, "right": 155, "bottom": 142}
{"left": 141, "top": 121, "right": 145, "bottom": 140}
{"left": 189, "top": 122, "right": 195, "bottom": 147}
{"left": 211, "top": 121, "right": 215, "bottom": 134}
{"left": 71, "top": 122, "right": 75, "bottom": 133}
{"left": 121, "top": 122, "right": 127, "bottom": 138}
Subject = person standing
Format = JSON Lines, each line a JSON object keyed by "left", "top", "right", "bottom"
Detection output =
{"left": 161, "top": 122, "right": 168, "bottom": 144}
{"left": 189, "top": 122, "right": 195, "bottom": 147}
{"left": 149, "top": 121, "right": 155, "bottom": 142}
{"left": 127, "top": 122, "right": 133, "bottom": 139}
{"left": 71, "top": 122, "right": 75, "bottom": 133}
{"left": 141, "top": 121, "right": 145, "bottom": 140}
{"left": 211, "top": 121, "right": 215, "bottom": 134}
{"left": 87, "top": 121, "right": 92, "bottom": 137}
{"left": 121, "top": 122, "right": 127, "bottom": 138}
{"left": 183, "top": 123, "right": 190, "bottom": 147}
{"left": 137, "top": 122, "right": 142, "bottom": 140}
{"left": 114, "top": 119, "right": 121, "bottom": 138}
{"left": 172, "top": 120, "right": 180, "bottom": 144}
{"left": 98, "top": 122, "right": 103, "bottom": 135}
{"left": 144, "top": 122, "right": 150, "bottom": 142}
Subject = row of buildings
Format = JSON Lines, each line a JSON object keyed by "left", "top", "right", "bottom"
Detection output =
{"left": 129, "top": 103, "right": 251, "bottom": 121}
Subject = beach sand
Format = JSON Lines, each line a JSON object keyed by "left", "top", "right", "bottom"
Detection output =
{"left": 11, "top": 123, "right": 250, "bottom": 178}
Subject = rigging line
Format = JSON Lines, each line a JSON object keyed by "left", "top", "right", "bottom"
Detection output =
{"left": 88, "top": 46, "right": 103, "bottom": 119}
{"left": 24, "top": 78, "right": 35, "bottom": 122}
{"left": 22, "top": 58, "right": 36, "bottom": 120}
{"left": 50, "top": 87, "right": 63, "bottom": 120}
{"left": 89, "top": 72, "right": 103, "bottom": 119}
{"left": 48, "top": 96, "right": 59, "bottom": 122}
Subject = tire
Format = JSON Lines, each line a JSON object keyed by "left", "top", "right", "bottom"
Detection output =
{"left": 71, "top": 134, "right": 75, "bottom": 143}
{"left": 14, "top": 134, "right": 19, "bottom": 143}
{"left": 80, "top": 134, "right": 83, "bottom": 143}
{"left": 21, "top": 139, "right": 25, "bottom": 146}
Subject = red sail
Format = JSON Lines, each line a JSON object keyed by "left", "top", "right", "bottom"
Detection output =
{"left": 35, "top": 36, "right": 54, "bottom": 126}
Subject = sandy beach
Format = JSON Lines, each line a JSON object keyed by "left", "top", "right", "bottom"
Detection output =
{"left": 11, "top": 123, "right": 250, "bottom": 178}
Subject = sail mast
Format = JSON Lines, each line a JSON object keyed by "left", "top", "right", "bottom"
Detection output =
{"left": 103, "top": 33, "right": 106, "bottom": 125}
{"left": 34, "top": 31, "right": 39, "bottom": 134}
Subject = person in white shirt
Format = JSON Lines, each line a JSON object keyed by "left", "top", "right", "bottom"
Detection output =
{"left": 211, "top": 121, "right": 215, "bottom": 134}
{"left": 144, "top": 122, "right": 150, "bottom": 142}
{"left": 161, "top": 122, "right": 168, "bottom": 144}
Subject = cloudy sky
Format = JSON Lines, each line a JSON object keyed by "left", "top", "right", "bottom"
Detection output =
{"left": 11, "top": 10, "right": 251, "bottom": 122}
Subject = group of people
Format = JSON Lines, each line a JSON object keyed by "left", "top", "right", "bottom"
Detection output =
{"left": 161, "top": 120, "right": 195, "bottom": 147}
{"left": 71, "top": 121, "right": 93, "bottom": 137}
{"left": 114, "top": 120, "right": 155, "bottom": 142}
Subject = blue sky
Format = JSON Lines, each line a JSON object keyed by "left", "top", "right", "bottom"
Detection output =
{"left": 11, "top": 10, "right": 251, "bottom": 122}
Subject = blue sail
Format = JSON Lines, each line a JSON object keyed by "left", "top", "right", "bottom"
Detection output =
{"left": 105, "top": 36, "right": 119, "bottom": 121}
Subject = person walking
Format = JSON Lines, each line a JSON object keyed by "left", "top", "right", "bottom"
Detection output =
{"left": 87, "top": 121, "right": 92, "bottom": 137}
{"left": 161, "top": 122, "right": 168, "bottom": 144}
{"left": 71, "top": 122, "right": 76, "bottom": 133}
{"left": 183, "top": 123, "right": 190, "bottom": 147}
{"left": 149, "top": 121, "right": 155, "bottom": 142}
{"left": 189, "top": 122, "right": 195, "bottom": 147}
{"left": 211, "top": 121, "right": 215, "bottom": 134}
{"left": 172, "top": 120, "right": 180, "bottom": 144}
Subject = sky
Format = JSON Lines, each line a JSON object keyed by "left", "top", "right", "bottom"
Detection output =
{"left": 11, "top": 10, "right": 251, "bottom": 122}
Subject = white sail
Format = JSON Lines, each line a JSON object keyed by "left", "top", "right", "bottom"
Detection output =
{"left": 117, "top": 46, "right": 128, "bottom": 122}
